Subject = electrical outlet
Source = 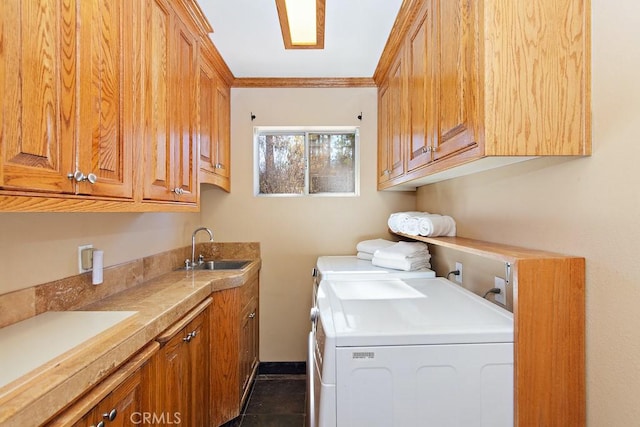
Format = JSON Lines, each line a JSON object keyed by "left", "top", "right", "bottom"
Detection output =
{"left": 494, "top": 276, "right": 506, "bottom": 305}
{"left": 78, "top": 244, "right": 93, "bottom": 273}
{"left": 455, "top": 262, "right": 463, "bottom": 283}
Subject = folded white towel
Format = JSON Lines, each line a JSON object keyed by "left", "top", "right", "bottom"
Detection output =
{"left": 373, "top": 241, "right": 430, "bottom": 261}
{"left": 356, "top": 238, "right": 396, "bottom": 254}
{"left": 387, "top": 211, "right": 424, "bottom": 233}
{"left": 356, "top": 251, "right": 374, "bottom": 260}
{"left": 416, "top": 214, "right": 456, "bottom": 237}
{"left": 371, "top": 256, "right": 431, "bottom": 272}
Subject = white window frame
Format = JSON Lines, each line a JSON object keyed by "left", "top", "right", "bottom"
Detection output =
{"left": 253, "top": 126, "right": 360, "bottom": 197}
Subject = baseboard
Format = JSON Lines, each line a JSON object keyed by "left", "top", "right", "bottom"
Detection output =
{"left": 258, "top": 361, "right": 306, "bottom": 375}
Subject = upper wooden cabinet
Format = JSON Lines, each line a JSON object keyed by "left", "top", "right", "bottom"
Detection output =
{"left": 199, "top": 42, "right": 231, "bottom": 192}
{"left": 375, "top": 0, "right": 590, "bottom": 190}
{"left": 0, "top": 0, "right": 133, "bottom": 199}
{"left": 0, "top": 0, "right": 229, "bottom": 211}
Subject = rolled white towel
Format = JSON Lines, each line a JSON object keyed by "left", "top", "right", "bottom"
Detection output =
{"left": 356, "top": 238, "right": 396, "bottom": 255}
{"left": 417, "top": 214, "right": 457, "bottom": 237}
{"left": 373, "top": 241, "right": 430, "bottom": 261}
{"left": 371, "top": 256, "right": 431, "bottom": 272}
{"left": 356, "top": 251, "right": 373, "bottom": 260}
{"left": 387, "top": 211, "right": 424, "bottom": 233}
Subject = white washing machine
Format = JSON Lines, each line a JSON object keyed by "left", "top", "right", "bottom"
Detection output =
{"left": 310, "top": 277, "right": 514, "bottom": 427}
{"left": 307, "top": 256, "right": 436, "bottom": 427}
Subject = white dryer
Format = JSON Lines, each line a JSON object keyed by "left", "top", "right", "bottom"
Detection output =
{"left": 310, "top": 277, "right": 514, "bottom": 427}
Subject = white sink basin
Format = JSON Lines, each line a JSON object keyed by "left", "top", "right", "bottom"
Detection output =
{"left": 0, "top": 311, "right": 137, "bottom": 390}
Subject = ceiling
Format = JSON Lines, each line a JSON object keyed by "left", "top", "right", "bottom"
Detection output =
{"left": 199, "top": 0, "right": 404, "bottom": 79}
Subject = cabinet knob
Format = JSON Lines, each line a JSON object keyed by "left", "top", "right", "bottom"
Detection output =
{"left": 95, "top": 421, "right": 105, "bottom": 427}
{"left": 214, "top": 163, "right": 222, "bottom": 169}
{"left": 183, "top": 332, "right": 193, "bottom": 342}
{"left": 248, "top": 312, "right": 256, "bottom": 319}
{"left": 102, "top": 408, "right": 117, "bottom": 421}
{"left": 68, "top": 171, "right": 98, "bottom": 184}
{"left": 173, "top": 187, "right": 185, "bottom": 195}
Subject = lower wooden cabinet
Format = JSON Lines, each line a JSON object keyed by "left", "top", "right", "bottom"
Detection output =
{"left": 152, "top": 297, "right": 212, "bottom": 426}
{"left": 211, "top": 277, "right": 260, "bottom": 426}
{"left": 44, "top": 284, "right": 258, "bottom": 427}
{"left": 45, "top": 343, "right": 159, "bottom": 427}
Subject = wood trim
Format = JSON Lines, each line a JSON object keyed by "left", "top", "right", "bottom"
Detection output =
{"left": 0, "top": 193, "right": 199, "bottom": 212}
{"left": 171, "top": 0, "right": 213, "bottom": 36}
{"left": 275, "top": 0, "right": 325, "bottom": 49}
{"left": 156, "top": 297, "right": 213, "bottom": 344}
{"left": 392, "top": 233, "right": 579, "bottom": 262}
{"left": 373, "top": 0, "right": 423, "bottom": 85}
{"left": 514, "top": 257, "right": 585, "bottom": 426}
{"left": 233, "top": 77, "right": 376, "bottom": 88}
{"left": 200, "top": 35, "right": 235, "bottom": 87}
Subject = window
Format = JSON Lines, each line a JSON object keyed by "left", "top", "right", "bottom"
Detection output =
{"left": 255, "top": 127, "right": 359, "bottom": 196}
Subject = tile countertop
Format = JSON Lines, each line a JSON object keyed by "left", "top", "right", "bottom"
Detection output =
{"left": 0, "top": 258, "right": 261, "bottom": 427}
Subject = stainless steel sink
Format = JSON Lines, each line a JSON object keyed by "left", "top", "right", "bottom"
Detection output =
{"left": 180, "top": 260, "right": 251, "bottom": 271}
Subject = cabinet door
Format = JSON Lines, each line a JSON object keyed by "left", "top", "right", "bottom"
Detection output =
{"left": 0, "top": 0, "right": 76, "bottom": 194}
{"left": 142, "top": 0, "right": 174, "bottom": 201}
{"left": 186, "top": 305, "right": 210, "bottom": 427}
{"left": 171, "top": 17, "right": 198, "bottom": 203}
{"left": 210, "top": 287, "right": 241, "bottom": 426}
{"left": 377, "top": 54, "right": 405, "bottom": 185}
{"left": 240, "top": 296, "right": 258, "bottom": 401}
{"left": 77, "top": 0, "right": 133, "bottom": 198}
{"left": 157, "top": 330, "right": 190, "bottom": 423}
{"left": 432, "top": 0, "right": 479, "bottom": 160}
{"left": 199, "top": 49, "right": 231, "bottom": 191}
{"left": 214, "top": 80, "right": 231, "bottom": 180}
{"left": 406, "top": 3, "right": 435, "bottom": 172}
{"left": 199, "top": 58, "right": 217, "bottom": 177}
{"left": 69, "top": 369, "right": 143, "bottom": 427}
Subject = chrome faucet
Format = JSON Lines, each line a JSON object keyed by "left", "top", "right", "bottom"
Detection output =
{"left": 189, "top": 227, "right": 213, "bottom": 269}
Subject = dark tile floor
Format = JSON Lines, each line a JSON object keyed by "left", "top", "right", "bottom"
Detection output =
{"left": 222, "top": 373, "right": 307, "bottom": 427}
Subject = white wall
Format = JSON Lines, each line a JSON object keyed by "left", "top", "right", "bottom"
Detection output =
{"left": 416, "top": 1, "right": 640, "bottom": 425}
{"left": 0, "top": 212, "right": 200, "bottom": 294}
{"left": 200, "top": 87, "right": 416, "bottom": 361}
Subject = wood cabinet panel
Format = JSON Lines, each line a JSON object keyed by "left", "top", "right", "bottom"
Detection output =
{"left": 211, "top": 277, "right": 260, "bottom": 426}
{"left": 377, "top": 55, "right": 405, "bottom": 184}
{"left": 142, "top": 0, "right": 197, "bottom": 204}
{"left": 172, "top": 17, "right": 198, "bottom": 203}
{"left": 154, "top": 298, "right": 211, "bottom": 427}
{"left": 142, "top": 0, "right": 174, "bottom": 201}
{"left": 406, "top": 3, "right": 434, "bottom": 172}
{"left": 45, "top": 342, "right": 159, "bottom": 427}
{"left": 432, "top": 0, "right": 479, "bottom": 160}
{"left": 0, "top": 0, "right": 76, "bottom": 194}
{"left": 77, "top": 0, "right": 133, "bottom": 198}
{"left": 199, "top": 42, "right": 231, "bottom": 191}
{"left": 483, "top": 0, "right": 590, "bottom": 156}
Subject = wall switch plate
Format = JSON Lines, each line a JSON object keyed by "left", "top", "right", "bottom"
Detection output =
{"left": 494, "top": 276, "right": 506, "bottom": 305}
{"left": 78, "top": 244, "right": 93, "bottom": 273}
{"left": 455, "top": 262, "right": 463, "bottom": 283}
